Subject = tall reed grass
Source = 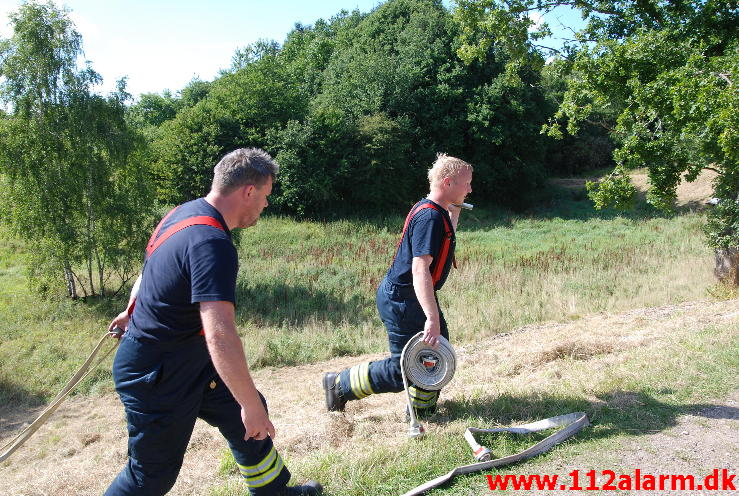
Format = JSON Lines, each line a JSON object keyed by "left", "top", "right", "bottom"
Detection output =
{"left": 0, "top": 204, "right": 717, "bottom": 402}
{"left": 236, "top": 211, "right": 714, "bottom": 367}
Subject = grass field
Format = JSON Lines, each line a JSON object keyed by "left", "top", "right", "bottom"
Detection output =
{"left": 0, "top": 187, "right": 722, "bottom": 406}
{"left": 201, "top": 300, "right": 737, "bottom": 496}
{"left": 0, "top": 182, "right": 736, "bottom": 495}
{"left": 234, "top": 194, "right": 717, "bottom": 370}
{"left": 279, "top": 321, "right": 737, "bottom": 496}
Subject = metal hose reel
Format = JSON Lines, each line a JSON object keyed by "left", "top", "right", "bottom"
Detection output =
{"left": 400, "top": 332, "right": 456, "bottom": 438}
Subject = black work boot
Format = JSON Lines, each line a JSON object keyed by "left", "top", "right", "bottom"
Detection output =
{"left": 278, "top": 480, "right": 323, "bottom": 495}
{"left": 323, "top": 372, "right": 346, "bottom": 412}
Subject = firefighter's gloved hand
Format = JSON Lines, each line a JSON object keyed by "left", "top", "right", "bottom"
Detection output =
{"left": 242, "top": 403, "right": 275, "bottom": 441}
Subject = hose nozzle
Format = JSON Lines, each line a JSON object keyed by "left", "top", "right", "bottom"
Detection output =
{"left": 408, "top": 421, "right": 426, "bottom": 439}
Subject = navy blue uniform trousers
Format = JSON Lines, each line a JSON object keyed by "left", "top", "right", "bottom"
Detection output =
{"left": 105, "top": 333, "right": 289, "bottom": 496}
{"left": 337, "top": 277, "right": 448, "bottom": 408}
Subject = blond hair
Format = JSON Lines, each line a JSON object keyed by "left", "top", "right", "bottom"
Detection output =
{"left": 427, "top": 153, "right": 472, "bottom": 187}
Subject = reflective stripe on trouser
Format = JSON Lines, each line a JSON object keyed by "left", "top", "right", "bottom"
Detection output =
{"left": 237, "top": 446, "right": 286, "bottom": 488}
{"left": 408, "top": 386, "right": 438, "bottom": 410}
{"left": 338, "top": 362, "right": 375, "bottom": 400}
{"left": 105, "top": 334, "right": 290, "bottom": 496}
{"left": 337, "top": 278, "right": 449, "bottom": 403}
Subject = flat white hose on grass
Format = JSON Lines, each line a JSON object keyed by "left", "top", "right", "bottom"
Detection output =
{"left": 0, "top": 331, "right": 119, "bottom": 463}
{"left": 401, "top": 412, "right": 590, "bottom": 495}
{"left": 398, "top": 332, "right": 590, "bottom": 495}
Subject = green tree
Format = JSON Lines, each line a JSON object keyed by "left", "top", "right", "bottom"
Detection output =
{"left": 148, "top": 0, "right": 554, "bottom": 215}
{"left": 313, "top": 0, "right": 550, "bottom": 207}
{"left": 539, "top": 58, "right": 616, "bottom": 176}
{"left": 152, "top": 46, "right": 307, "bottom": 204}
{"left": 128, "top": 90, "right": 180, "bottom": 128}
{"left": 454, "top": 0, "right": 738, "bottom": 280}
{"left": 0, "top": 1, "right": 153, "bottom": 298}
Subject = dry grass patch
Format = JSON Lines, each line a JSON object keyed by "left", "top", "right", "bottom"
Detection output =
{"left": 552, "top": 168, "right": 718, "bottom": 208}
{"left": 1, "top": 299, "right": 735, "bottom": 495}
{"left": 630, "top": 169, "right": 718, "bottom": 207}
{"left": 533, "top": 340, "right": 616, "bottom": 365}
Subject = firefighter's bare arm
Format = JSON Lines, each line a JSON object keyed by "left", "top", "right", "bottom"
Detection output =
{"left": 412, "top": 254, "right": 440, "bottom": 347}
{"left": 108, "top": 273, "right": 142, "bottom": 338}
{"left": 200, "top": 300, "right": 275, "bottom": 441}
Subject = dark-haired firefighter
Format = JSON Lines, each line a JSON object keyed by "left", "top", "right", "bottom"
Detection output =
{"left": 323, "top": 154, "right": 473, "bottom": 416}
{"left": 105, "top": 148, "right": 322, "bottom": 496}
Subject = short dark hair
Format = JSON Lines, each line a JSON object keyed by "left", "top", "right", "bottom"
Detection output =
{"left": 212, "top": 148, "right": 279, "bottom": 193}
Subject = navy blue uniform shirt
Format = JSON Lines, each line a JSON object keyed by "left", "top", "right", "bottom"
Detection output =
{"left": 386, "top": 198, "right": 455, "bottom": 291}
{"left": 128, "top": 198, "right": 238, "bottom": 343}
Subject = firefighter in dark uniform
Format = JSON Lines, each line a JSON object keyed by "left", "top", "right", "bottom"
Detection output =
{"left": 105, "top": 149, "right": 322, "bottom": 496}
{"left": 323, "top": 154, "right": 473, "bottom": 416}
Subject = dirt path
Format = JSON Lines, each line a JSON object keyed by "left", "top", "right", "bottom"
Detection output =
{"left": 509, "top": 390, "right": 738, "bottom": 496}
{"left": 1, "top": 299, "right": 737, "bottom": 495}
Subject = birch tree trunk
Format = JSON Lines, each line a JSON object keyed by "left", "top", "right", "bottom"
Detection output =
{"left": 64, "top": 263, "right": 77, "bottom": 299}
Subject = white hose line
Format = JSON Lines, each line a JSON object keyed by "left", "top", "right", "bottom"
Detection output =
{"left": 400, "top": 412, "right": 590, "bottom": 496}
{"left": 0, "top": 332, "right": 118, "bottom": 463}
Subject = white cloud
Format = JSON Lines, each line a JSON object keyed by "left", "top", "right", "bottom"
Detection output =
{"left": 0, "top": 1, "right": 17, "bottom": 38}
{"left": 528, "top": 11, "right": 545, "bottom": 31}
{"left": 69, "top": 10, "right": 101, "bottom": 40}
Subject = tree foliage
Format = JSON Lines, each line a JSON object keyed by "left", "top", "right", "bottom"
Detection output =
{"left": 454, "top": 0, "right": 738, "bottom": 249}
{"left": 0, "top": 1, "right": 153, "bottom": 297}
{"left": 150, "top": 0, "right": 553, "bottom": 215}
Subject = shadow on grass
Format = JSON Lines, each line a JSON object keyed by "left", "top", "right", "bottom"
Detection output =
{"left": 0, "top": 379, "right": 48, "bottom": 439}
{"left": 235, "top": 282, "right": 373, "bottom": 327}
{"left": 389, "top": 390, "right": 739, "bottom": 494}
{"left": 437, "top": 389, "right": 737, "bottom": 441}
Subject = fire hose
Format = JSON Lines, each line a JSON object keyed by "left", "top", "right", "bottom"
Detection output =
{"left": 401, "top": 332, "right": 456, "bottom": 438}
{"left": 0, "top": 329, "right": 121, "bottom": 463}
{"left": 399, "top": 333, "right": 590, "bottom": 495}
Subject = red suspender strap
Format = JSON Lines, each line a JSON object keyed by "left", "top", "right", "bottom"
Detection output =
{"left": 129, "top": 212, "right": 225, "bottom": 330}
{"left": 128, "top": 208, "right": 183, "bottom": 316}
{"left": 126, "top": 298, "right": 136, "bottom": 317}
{"left": 146, "top": 206, "right": 180, "bottom": 253}
{"left": 431, "top": 216, "right": 452, "bottom": 284}
{"left": 146, "top": 216, "right": 224, "bottom": 257}
{"left": 393, "top": 202, "right": 426, "bottom": 261}
{"left": 394, "top": 202, "right": 453, "bottom": 286}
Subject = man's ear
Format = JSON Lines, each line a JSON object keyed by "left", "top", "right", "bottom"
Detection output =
{"left": 442, "top": 176, "right": 453, "bottom": 188}
{"left": 243, "top": 184, "right": 256, "bottom": 199}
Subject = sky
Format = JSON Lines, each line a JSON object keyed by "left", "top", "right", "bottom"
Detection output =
{"left": 0, "top": 0, "right": 585, "bottom": 99}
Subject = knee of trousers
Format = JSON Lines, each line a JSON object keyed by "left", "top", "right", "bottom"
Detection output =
{"left": 105, "top": 458, "right": 180, "bottom": 496}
